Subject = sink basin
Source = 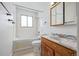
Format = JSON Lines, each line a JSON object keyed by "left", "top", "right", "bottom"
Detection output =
{"left": 47, "top": 36, "right": 60, "bottom": 43}
{"left": 49, "top": 35, "right": 60, "bottom": 41}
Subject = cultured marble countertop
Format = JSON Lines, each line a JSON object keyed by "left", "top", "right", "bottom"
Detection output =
{"left": 42, "top": 35, "right": 77, "bottom": 51}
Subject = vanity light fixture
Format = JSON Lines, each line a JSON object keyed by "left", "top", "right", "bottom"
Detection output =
{"left": 50, "top": 2, "right": 54, "bottom": 5}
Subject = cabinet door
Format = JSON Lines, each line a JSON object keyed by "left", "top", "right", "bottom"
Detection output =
{"left": 45, "top": 45, "right": 55, "bottom": 56}
{"left": 65, "top": 2, "right": 77, "bottom": 24}
{"left": 55, "top": 52, "right": 62, "bottom": 56}
{"left": 41, "top": 43, "right": 55, "bottom": 56}
{"left": 41, "top": 43, "right": 45, "bottom": 56}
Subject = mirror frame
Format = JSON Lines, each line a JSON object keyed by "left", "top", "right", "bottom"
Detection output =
{"left": 50, "top": 2, "right": 65, "bottom": 26}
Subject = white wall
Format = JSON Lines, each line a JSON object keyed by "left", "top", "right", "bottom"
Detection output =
{"left": 3, "top": 2, "right": 16, "bottom": 41}
{"left": 14, "top": 2, "right": 77, "bottom": 36}
{"left": 0, "top": 2, "right": 15, "bottom": 56}
{"left": 13, "top": 2, "right": 49, "bottom": 40}
{"left": 13, "top": 2, "right": 49, "bottom": 11}
{"left": 76, "top": 2, "right": 79, "bottom": 56}
{"left": 5, "top": 2, "right": 77, "bottom": 38}
{"left": 16, "top": 7, "right": 38, "bottom": 40}
{"left": 38, "top": 2, "right": 77, "bottom": 36}
{"left": 3, "top": 2, "right": 77, "bottom": 40}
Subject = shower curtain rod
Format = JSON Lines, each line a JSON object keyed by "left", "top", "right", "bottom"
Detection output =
{"left": 15, "top": 4, "right": 43, "bottom": 13}
{"left": 0, "top": 2, "right": 11, "bottom": 15}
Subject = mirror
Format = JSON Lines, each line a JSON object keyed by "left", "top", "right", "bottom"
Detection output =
{"left": 64, "top": 2, "right": 77, "bottom": 25}
{"left": 50, "top": 2, "right": 64, "bottom": 26}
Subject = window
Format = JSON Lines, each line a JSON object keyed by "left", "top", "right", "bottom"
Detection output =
{"left": 21, "top": 15, "right": 33, "bottom": 27}
{"left": 28, "top": 16, "right": 32, "bottom": 27}
{"left": 21, "top": 16, "right": 27, "bottom": 27}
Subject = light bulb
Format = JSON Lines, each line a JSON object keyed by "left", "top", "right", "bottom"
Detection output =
{"left": 50, "top": 2, "right": 54, "bottom": 5}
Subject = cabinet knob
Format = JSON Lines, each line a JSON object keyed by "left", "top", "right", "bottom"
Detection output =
{"left": 55, "top": 46, "right": 56, "bottom": 47}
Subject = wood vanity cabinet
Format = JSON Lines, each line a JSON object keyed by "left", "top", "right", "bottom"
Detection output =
{"left": 41, "top": 37, "right": 76, "bottom": 56}
{"left": 41, "top": 42, "right": 55, "bottom": 56}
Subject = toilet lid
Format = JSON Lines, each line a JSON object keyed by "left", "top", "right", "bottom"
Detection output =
{"left": 32, "top": 40, "right": 41, "bottom": 44}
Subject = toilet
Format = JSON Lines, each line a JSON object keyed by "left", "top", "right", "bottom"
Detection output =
{"left": 32, "top": 39, "right": 41, "bottom": 56}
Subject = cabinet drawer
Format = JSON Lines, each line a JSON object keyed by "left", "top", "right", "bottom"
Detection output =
{"left": 41, "top": 37, "right": 76, "bottom": 56}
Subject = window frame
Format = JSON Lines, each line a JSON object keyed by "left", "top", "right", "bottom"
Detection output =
{"left": 20, "top": 14, "right": 33, "bottom": 28}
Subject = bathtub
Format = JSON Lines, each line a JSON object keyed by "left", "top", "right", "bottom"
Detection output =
{"left": 13, "top": 39, "right": 33, "bottom": 55}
